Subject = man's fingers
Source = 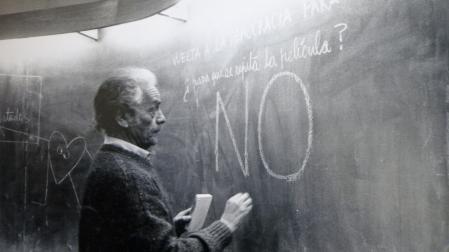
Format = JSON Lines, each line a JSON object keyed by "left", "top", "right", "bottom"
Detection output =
{"left": 240, "top": 194, "right": 251, "bottom": 204}
{"left": 237, "top": 205, "right": 253, "bottom": 219}
{"left": 179, "top": 207, "right": 191, "bottom": 215}
{"left": 174, "top": 207, "right": 192, "bottom": 219}
{"left": 232, "top": 192, "right": 249, "bottom": 202}
{"left": 232, "top": 192, "right": 243, "bottom": 201}
{"left": 182, "top": 207, "right": 192, "bottom": 215}
{"left": 175, "top": 216, "right": 191, "bottom": 223}
{"left": 242, "top": 198, "right": 252, "bottom": 207}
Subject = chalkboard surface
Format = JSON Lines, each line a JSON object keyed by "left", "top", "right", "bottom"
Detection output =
{"left": 0, "top": 0, "right": 448, "bottom": 251}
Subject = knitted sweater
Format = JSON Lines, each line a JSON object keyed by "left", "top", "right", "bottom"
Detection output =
{"left": 79, "top": 144, "right": 232, "bottom": 252}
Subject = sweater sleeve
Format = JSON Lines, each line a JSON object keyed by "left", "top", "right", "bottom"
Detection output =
{"left": 124, "top": 166, "right": 232, "bottom": 252}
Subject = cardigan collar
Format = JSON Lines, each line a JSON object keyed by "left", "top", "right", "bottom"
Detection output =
{"left": 100, "top": 142, "right": 153, "bottom": 167}
{"left": 104, "top": 135, "right": 150, "bottom": 159}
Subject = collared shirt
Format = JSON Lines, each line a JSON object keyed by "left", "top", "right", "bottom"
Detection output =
{"left": 104, "top": 135, "right": 150, "bottom": 159}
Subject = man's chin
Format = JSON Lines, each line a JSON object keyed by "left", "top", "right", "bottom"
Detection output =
{"left": 142, "top": 137, "right": 157, "bottom": 150}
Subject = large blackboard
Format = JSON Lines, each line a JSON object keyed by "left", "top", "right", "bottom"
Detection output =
{"left": 0, "top": 0, "right": 448, "bottom": 251}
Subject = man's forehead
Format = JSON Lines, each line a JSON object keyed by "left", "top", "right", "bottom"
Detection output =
{"left": 141, "top": 84, "right": 161, "bottom": 104}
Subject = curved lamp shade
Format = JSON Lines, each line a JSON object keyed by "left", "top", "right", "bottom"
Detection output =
{"left": 0, "top": 0, "right": 180, "bottom": 40}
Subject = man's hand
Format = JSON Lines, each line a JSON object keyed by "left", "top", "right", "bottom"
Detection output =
{"left": 220, "top": 193, "right": 253, "bottom": 232}
{"left": 174, "top": 208, "right": 192, "bottom": 235}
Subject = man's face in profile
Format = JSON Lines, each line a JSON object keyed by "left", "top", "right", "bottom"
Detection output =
{"left": 125, "top": 83, "right": 166, "bottom": 149}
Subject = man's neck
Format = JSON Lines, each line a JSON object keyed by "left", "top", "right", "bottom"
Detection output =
{"left": 104, "top": 135, "right": 151, "bottom": 159}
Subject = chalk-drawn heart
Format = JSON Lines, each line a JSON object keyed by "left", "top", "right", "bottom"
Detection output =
{"left": 48, "top": 131, "right": 86, "bottom": 184}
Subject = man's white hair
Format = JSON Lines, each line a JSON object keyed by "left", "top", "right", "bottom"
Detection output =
{"left": 94, "top": 67, "right": 158, "bottom": 133}
{"left": 111, "top": 67, "right": 158, "bottom": 104}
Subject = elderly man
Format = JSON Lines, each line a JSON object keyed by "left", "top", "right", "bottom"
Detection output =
{"left": 79, "top": 68, "right": 252, "bottom": 252}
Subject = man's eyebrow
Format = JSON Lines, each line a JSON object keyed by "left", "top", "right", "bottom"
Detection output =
{"left": 149, "top": 99, "right": 161, "bottom": 108}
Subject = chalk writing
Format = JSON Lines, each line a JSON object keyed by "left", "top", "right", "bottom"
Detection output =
{"left": 215, "top": 83, "right": 249, "bottom": 176}
{"left": 211, "top": 66, "right": 234, "bottom": 83}
{"left": 213, "top": 72, "right": 313, "bottom": 181}
{"left": 303, "top": 0, "right": 341, "bottom": 19}
{"left": 0, "top": 125, "right": 93, "bottom": 209}
{"left": 31, "top": 132, "right": 91, "bottom": 208}
{"left": 234, "top": 51, "right": 260, "bottom": 80}
{"left": 0, "top": 74, "right": 42, "bottom": 144}
{"left": 264, "top": 48, "right": 278, "bottom": 69}
{"left": 257, "top": 72, "right": 313, "bottom": 181}
{"left": 204, "top": 9, "right": 293, "bottom": 58}
{"left": 334, "top": 23, "right": 348, "bottom": 50}
{"left": 172, "top": 47, "right": 202, "bottom": 66}
{"left": 0, "top": 107, "right": 31, "bottom": 123}
{"left": 183, "top": 74, "right": 210, "bottom": 107}
{"left": 0, "top": 118, "right": 92, "bottom": 208}
{"left": 183, "top": 50, "right": 262, "bottom": 105}
{"left": 182, "top": 23, "right": 348, "bottom": 103}
{"left": 185, "top": 74, "right": 211, "bottom": 88}
{"left": 172, "top": 9, "right": 294, "bottom": 66}
{"left": 279, "top": 30, "right": 332, "bottom": 68}
{"left": 172, "top": 0, "right": 344, "bottom": 66}
{"left": 0, "top": 126, "right": 47, "bottom": 143}
{"left": 48, "top": 131, "right": 87, "bottom": 185}
{"left": 32, "top": 131, "right": 91, "bottom": 207}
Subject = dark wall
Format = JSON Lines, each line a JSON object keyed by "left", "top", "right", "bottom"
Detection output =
{"left": 0, "top": 0, "right": 448, "bottom": 251}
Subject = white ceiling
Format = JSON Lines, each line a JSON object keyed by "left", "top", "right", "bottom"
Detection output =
{"left": 0, "top": 0, "right": 180, "bottom": 40}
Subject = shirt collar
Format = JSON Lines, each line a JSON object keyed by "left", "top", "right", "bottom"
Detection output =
{"left": 104, "top": 135, "right": 150, "bottom": 159}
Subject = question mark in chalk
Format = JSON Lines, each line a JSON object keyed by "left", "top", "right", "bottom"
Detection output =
{"left": 334, "top": 23, "right": 348, "bottom": 51}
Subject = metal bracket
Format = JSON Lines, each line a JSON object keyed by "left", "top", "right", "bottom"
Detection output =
{"left": 77, "top": 29, "right": 100, "bottom": 41}
{"left": 158, "top": 12, "right": 187, "bottom": 23}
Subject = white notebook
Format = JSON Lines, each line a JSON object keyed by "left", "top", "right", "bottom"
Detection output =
{"left": 187, "top": 194, "right": 213, "bottom": 232}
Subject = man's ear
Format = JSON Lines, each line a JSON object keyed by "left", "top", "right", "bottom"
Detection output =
{"left": 115, "top": 111, "right": 129, "bottom": 128}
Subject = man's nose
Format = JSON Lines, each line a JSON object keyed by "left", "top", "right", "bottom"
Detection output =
{"left": 156, "top": 110, "right": 166, "bottom": 125}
